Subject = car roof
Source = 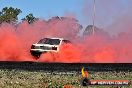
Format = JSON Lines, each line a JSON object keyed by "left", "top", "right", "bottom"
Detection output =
{"left": 42, "top": 37, "right": 64, "bottom": 40}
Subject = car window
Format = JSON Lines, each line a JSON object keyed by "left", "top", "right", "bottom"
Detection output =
{"left": 45, "top": 39, "right": 60, "bottom": 45}
{"left": 38, "top": 38, "right": 47, "bottom": 44}
{"left": 38, "top": 38, "right": 60, "bottom": 45}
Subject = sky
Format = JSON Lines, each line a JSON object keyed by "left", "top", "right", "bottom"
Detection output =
{"left": 0, "top": 0, "right": 131, "bottom": 31}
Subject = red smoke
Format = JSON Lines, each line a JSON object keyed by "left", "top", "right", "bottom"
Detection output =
{"left": 0, "top": 16, "right": 132, "bottom": 63}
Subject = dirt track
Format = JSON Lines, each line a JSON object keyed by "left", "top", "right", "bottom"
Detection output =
{"left": 0, "top": 61, "right": 131, "bottom": 72}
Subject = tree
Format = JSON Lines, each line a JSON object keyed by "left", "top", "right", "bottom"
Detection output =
{"left": 83, "top": 25, "right": 109, "bottom": 37}
{"left": 22, "top": 13, "right": 38, "bottom": 24}
{"left": 0, "top": 7, "right": 22, "bottom": 24}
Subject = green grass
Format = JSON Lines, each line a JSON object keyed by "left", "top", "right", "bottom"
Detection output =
{"left": 0, "top": 69, "right": 131, "bottom": 88}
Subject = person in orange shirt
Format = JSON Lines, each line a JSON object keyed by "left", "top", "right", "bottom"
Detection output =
{"left": 80, "top": 67, "right": 91, "bottom": 86}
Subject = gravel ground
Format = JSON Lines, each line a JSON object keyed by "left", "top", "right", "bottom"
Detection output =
{"left": 0, "top": 69, "right": 131, "bottom": 88}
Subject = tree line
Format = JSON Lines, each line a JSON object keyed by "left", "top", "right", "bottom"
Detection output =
{"left": 0, "top": 7, "right": 37, "bottom": 24}
{"left": 0, "top": 6, "right": 105, "bottom": 36}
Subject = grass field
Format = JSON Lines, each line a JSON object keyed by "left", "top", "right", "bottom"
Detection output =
{"left": 0, "top": 69, "right": 131, "bottom": 88}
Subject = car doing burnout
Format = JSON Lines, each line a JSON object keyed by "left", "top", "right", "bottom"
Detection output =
{"left": 30, "top": 38, "right": 70, "bottom": 58}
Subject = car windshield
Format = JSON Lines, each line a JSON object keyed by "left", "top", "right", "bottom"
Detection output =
{"left": 38, "top": 38, "right": 60, "bottom": 45}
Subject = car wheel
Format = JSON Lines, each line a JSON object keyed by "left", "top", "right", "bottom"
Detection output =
{"left": 30, "top": 51, "right": 42, "bottom": 59}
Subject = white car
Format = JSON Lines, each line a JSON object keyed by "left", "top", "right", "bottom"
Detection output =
{"left": 30, "top": 38, "right": 70, "bottom": 58}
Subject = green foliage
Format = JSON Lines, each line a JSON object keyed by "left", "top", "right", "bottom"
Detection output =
{"left": 0, "top": 70, "right": 131, "bottom": 88}
{"left": 22, "top": 13, "right": 38, "bottom": 24}
{"left": 0, "top": 7, "right": 38, "bottom": 24}
{"left": 0, "top": 7, "right": 22, "bottom": 24}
